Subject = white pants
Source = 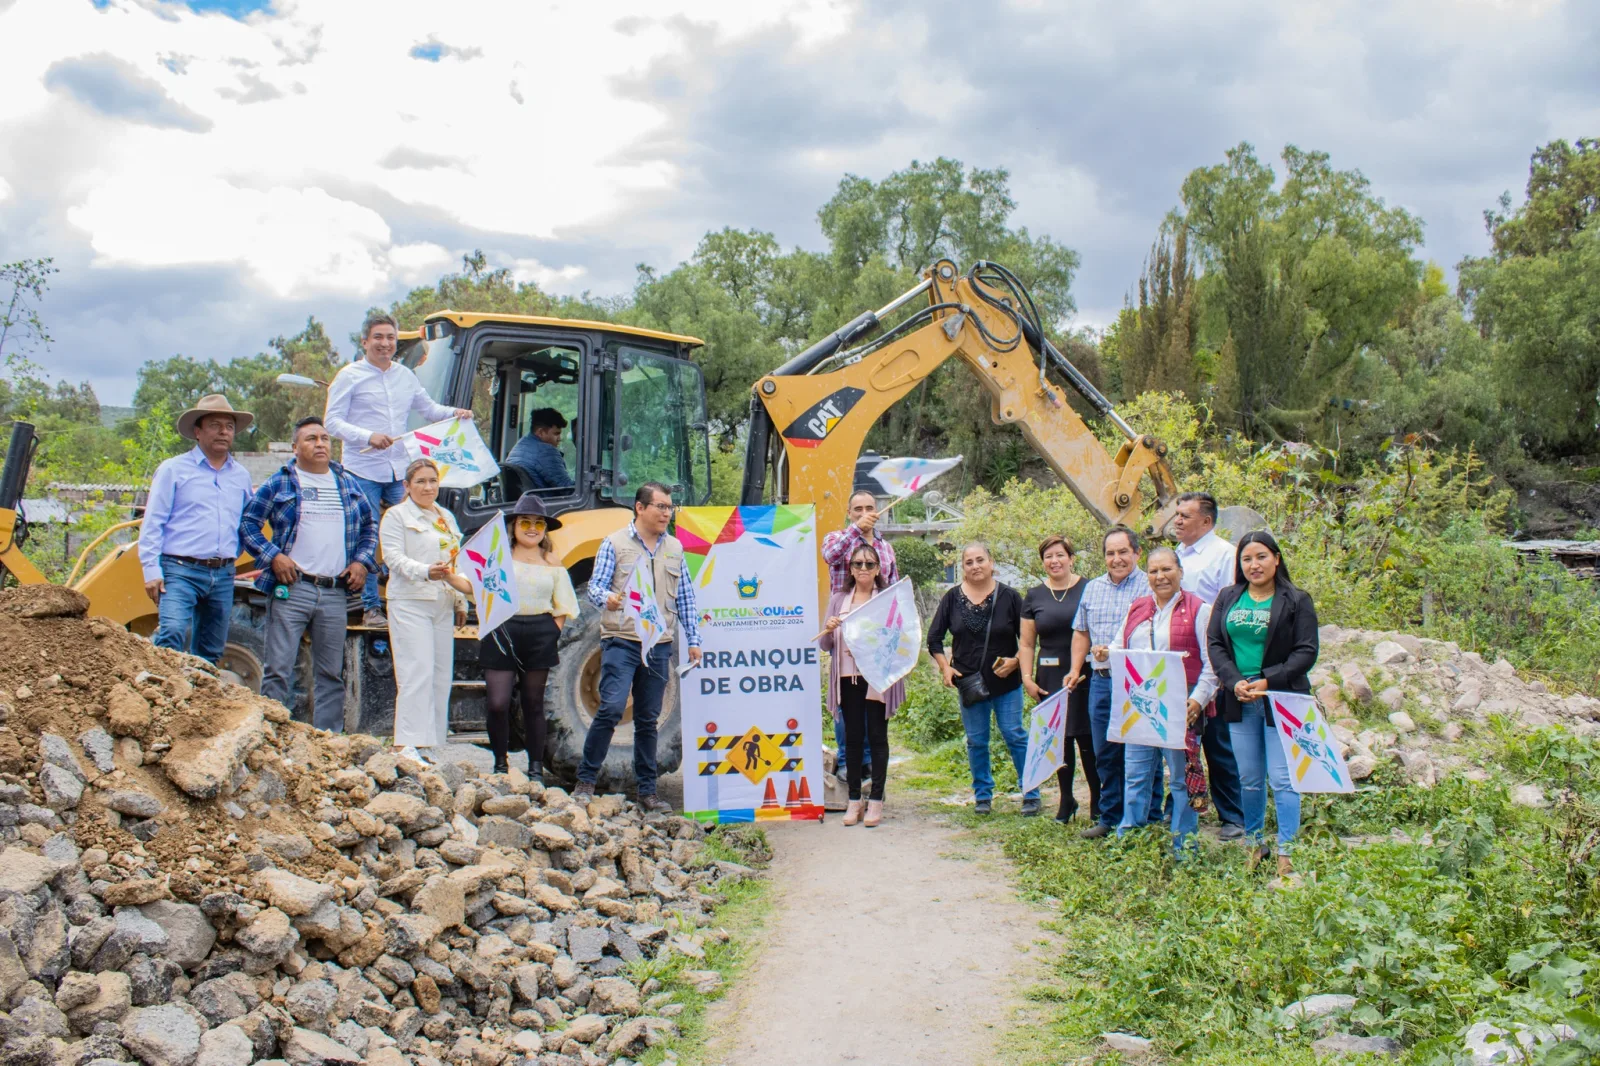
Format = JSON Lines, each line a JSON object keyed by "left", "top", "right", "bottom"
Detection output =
{"left": 389, "top": 596, "right": 455, "bottom": 747}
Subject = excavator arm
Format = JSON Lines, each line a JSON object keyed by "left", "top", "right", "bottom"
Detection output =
{"left": 740, "top": 259, "right": 1180, "bottom": 549}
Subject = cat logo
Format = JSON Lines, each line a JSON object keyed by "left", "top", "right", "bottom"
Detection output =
{"left": 780, "top": 387, "right": 865, "bottom": 449}
{"left": 735, "top": 574, "right": 761, "bottom": 599}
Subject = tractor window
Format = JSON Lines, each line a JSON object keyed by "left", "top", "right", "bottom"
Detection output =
{"left": 611, "top": 346, "right": 710, "bottom": 506}
{"left": 465, "top": 340, "right": 584, "bottom": 509}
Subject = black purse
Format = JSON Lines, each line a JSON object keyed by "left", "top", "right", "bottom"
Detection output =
{"left": 953, "top": 595, "right": 996, "bottom": 708}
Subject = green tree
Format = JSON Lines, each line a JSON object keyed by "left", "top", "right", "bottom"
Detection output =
{"left": 1481, "top": 137, "right": 1600, "bottom": 260}
{"left": 1120, "top": 227, "right": 1200, "bottom": 399}
{"left": 1176, "top": 143, "right": 1424, "bottom": 439}
{"left": 0, "top": 257, "right": 57, "bottom": 367}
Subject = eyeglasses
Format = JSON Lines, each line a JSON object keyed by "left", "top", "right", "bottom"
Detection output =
{"left": 851, "top": 560, "right": 879, "bottom": 570}
{"left": 518, "top": 518, "right": 547, "bottom": 530}
{"left": 645, "top": 502, "right": 675, "bottom": 514}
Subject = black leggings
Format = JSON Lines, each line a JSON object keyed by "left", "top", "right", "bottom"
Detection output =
{"left": 485, "top": 669, "right": 548, "bottom": 762}
{"left": 1056, "top": 734, "right": 1099, "bottom": 819}
{"left": 840, "top": 676, "right": 889, "bottom": 801}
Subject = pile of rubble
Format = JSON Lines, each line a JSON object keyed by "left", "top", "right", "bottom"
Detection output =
{"left": 0, "top": 586, "right": 755, "bottom": 1066}
{"left": 1314, "top": 624, "right": 1600, "bottom": 796}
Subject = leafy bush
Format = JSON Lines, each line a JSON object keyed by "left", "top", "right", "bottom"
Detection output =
{"left": 891, "top": 660, "right": 964, "bottom": 749}
{"left": 889, "top": 535, "right": 946, "bottom": 589}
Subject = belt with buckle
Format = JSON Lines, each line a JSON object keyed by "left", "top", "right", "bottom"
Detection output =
{"left": 300, "top": 573, "right": 341, "bottom": 589}
{"left": 163, "top": 554, "right": 235, "bottom": 569}
{"left": 1093, "top": 668, "right": 1112, "bottom": 677}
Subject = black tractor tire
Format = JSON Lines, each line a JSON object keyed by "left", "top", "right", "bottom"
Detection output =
{"left": 535, "top": 582, "right": 682, "bottom": 791}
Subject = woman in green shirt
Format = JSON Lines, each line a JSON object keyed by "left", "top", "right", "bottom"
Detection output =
{"left": 1207, "top": 531, "right": 1320, "bottom": 877}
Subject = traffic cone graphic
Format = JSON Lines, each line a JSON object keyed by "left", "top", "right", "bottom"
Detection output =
{"left": 760, "top": 779, "right": 779, "bottom": 809}
{"left": 784, "top": 779, "right": 799, "bottom": 808}
{"left": 797, "top": 776, "right": 813, "bottom": 804}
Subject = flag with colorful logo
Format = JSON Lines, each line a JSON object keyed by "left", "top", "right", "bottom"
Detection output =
{"left": 460, "top": 513, "right": 518, "bottom": 639}
{"left": 840, "top": 577, "right": 922, "bottom": 693}
{"left": 624, "top": 559, "right": 667, "bottom": 656}
{"left": 1269, "top": 691, "right": 1355, "bottom": 793}
{"left": 1109, "top": 648, "right": 1188, "bottom": 750}
{"left": 402, "top": 417, "right": 500, "bottom": 489}
{"left": 865, "top": 455, "right": 963, "bottom": 499}
{"left": 1020, "top": 688, "right": 1070, "bottom": 793}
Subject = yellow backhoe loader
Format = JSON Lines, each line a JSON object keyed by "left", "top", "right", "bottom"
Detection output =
{"left": 0, "top": 259, "right": 1182, "bottom": 790}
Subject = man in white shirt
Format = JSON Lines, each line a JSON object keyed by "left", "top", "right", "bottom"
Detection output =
{"left": 1171, "top": 491, "right": 1246, "bottom": 838}
{"left": 324, "top": 312, "right": 471, "bottom": 626}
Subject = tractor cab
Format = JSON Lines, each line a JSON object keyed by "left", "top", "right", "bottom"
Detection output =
{"left": 399, "top": 313, "right": 712, "bottom": 557}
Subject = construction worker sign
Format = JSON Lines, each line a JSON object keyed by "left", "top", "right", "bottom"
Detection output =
{"left": 675, "top": 505, "right": 824, "bottom": 824}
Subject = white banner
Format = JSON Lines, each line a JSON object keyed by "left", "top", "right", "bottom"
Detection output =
{"left": 1108, "top": 648, "right": 1189, "bottom": 750}
{"left": 840, "top": 578, "right": 921, "bottom": 694}
{"left": 676, "top": 506, "right": 823, "bottom": 824}
{"left": 1020, "top": 688, "right": 1070, "bottom": 793}
{"left": 403, "top": 417, "right": 501, "bottom": 489}
{"left": 460, "top": 513, "right": 518, "bottom": 639}
{"left": 622, "top": 556, "right": 667, "bottom": 658}
{"left": 1270, "top": 691, "right": 1356, "bottom": 794}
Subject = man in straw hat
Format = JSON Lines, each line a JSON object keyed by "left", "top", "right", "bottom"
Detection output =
{"left": 137, "top": 394, "right": 256, "bottom": 665}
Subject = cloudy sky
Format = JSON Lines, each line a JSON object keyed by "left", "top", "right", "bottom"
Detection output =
{"left": 1, "top": 0, "right": 1595, "bottom": 405}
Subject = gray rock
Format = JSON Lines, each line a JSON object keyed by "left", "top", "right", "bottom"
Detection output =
{"left": 1100, "top": 1032, "right": 1152, "bottom": 1057}
{"left": 137, "top": 902, "right": 215, "bottom": 969}
{"left": 1512, "top": 784, "right": 1547, "bottom": 809}
{"left": 1347, "top": 754, "right": 1377, "bottom": 781}
{"left": 41, "top": 832, "right": 80, "bottom": 865}
{"left": 126, "top": 954, "right": 181, "bottom": 1006}
{"left": 112, "top": 908, "right": 170, "bottom": 956}
{"left": 40, "top": 734, "right": 85, "bottom": 780}
{"left": 64, "top": 971, "right": 131, "bottom": 1033}
{"left": 283, "top": 979, "right": 337, "bottom": 1028}
{"left": 373, "top": 954, "right": 415, "bottom": 987}
{"left": 567, "top": 926, "right": 608, "bottom": 965}
{"left": 40, "top": 764, "right": 85, "bottom": 811}
{"left": 256, "top": 832, "right": 312, "bottom": 862}
{"left": 281, "top": 1027, "right": 362, "bottom": 1066}
{"left": 17, "top": 804, "right": 61, "bottom": 827}
{"left": 70, "top": 917, "right": 116, "bottom": 971}
{"left": 475, "top": 817, "right": 533, "bottom": 850}
{"left": 1379, "top": 689, "right": 1407, "bottom": 715}
{"left": 588, "top": 976, "right": 641, "bottom": 1015}
{"left": 253, "top": 870, "right": 335, "bottom": 918}
{"left": 0, "top": 852, "right": 67, "bottom": 896}
{"left": 1372, "top": 641, "right": 1410, "bottom": 665}
{"left": 78, "top": 728, "right": 116, "bottom": 774}
{"left": 188, "top": 977, "right": 248, "bottom": 1027}
{"left": 120, "top": 1004, "right": 203, "bottom": 1066}
{"left": 11, "top": 994, "right": 71, "bottom": 1038}
{"left": 104, "top": 791, "right": 164, "bottom": 819}
{"left": 1339, "top": 663, "right": 1374, "bottom": 702}
{"left": 1313, "top": 1033, "right": 1401, "bottom": 1058}
{"left": 1387, "top": 711, "right": 1416, "bottom": 733}
{"left": 195, "top": 1024, "right": 254, "bottom": 1066}
{"left": 234, "top": 908, "right": 297, "bottom": 961}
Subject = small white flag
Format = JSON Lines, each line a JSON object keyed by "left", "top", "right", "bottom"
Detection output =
{"left": 403, "top": 417, "right": 500, "bottom": 489}
{"left": 624, "top": 559, "right": 667, "bottom": 656}
{"left": 460, "top": 514, "right": 519, "bottom": 639}
{"left": 1109, "top": 648, "right": 1189, "bottom": 750}
{"left": 866, "top": 455, "right": 962, "bottom": 499}
{"left": 1269, "top": 691, "right": 1356, "bottom": 794}
{"left": 840, "top": 578, "right": 922, "bottom": 693}
{"left": 1020, "top": 688, "right": 1070, "bottom": 793}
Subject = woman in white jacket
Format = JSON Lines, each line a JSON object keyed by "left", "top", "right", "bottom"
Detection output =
{"left": 380, "top": 458, "right": 470, "bottom": 759}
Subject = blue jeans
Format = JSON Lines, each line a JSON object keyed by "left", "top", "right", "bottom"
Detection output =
{"left": 1089, "top": 672, "right": 1162, "bottom": 828}
{"left": 579, "top": 638, "right": 672, "bottom": 794}
{"left": 1203, "top": 711, "right": 1245, "bottom": 827}
{"left": 1120, "top": 745, "right": 1198, "bottom": 855}
{"left": 958, "top": 686, "right": 1035, "bottom": 803}
{"left": 152, "top": 557, "right": 234, "bottom": 665}
{"left": 1230, "top": 698, "right": 1301, "bottom": 850}
{"left": 833, "top": 714, "right": 871, "bottom": 773}
{"left": 351, "top": 474, "right": 406, "bottom": 610}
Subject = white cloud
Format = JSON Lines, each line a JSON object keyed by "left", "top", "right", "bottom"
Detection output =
{"left": 509, "top": 258, "right": 587, "bottom": 293}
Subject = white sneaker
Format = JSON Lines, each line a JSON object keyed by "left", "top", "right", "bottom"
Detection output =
{"left": 398, "top": 745, "right": 430, "bottom": 765}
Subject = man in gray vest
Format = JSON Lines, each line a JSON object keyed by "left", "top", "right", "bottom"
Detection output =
{"left": 572, "top": 482, "right": 703, "bottom": 811}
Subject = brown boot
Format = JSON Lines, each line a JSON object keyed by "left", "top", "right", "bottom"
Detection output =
{"left": 842, "top": 800, "right": 862, "bottom": 826}
{"left": 1247, "top": 844, "right": 1271, "bottom": 871}
{"left": 864, "top": 799, "right": 883, "bottom": 828}
{"left": 1278, "top": 854, "right": 1293, "bottom": 878}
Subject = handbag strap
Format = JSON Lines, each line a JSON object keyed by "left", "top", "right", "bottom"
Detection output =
{"left": 975, "top": 589, "right": 995, "bottom": 675}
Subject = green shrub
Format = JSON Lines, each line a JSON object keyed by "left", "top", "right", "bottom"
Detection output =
{"left": 892, "top": 660, "right": 964, "bottom": 749}
{"left": 889, "top": 535, "right": 946, "bottom": 589}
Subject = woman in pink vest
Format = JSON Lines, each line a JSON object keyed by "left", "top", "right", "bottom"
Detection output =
{"left": 1111, "top": 547, "right": 1216, "bottom": 856}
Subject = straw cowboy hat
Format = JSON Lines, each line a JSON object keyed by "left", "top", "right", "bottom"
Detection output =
{"left": 177, "top": 394, "right": 255, "bottom": 440}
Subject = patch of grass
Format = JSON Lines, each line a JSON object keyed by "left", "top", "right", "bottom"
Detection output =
{"left": 897, "top": 728, "right": 1600, "bottom": 1065}
{"left": 630, "top": 828, "right": 775, "bottom": 1066}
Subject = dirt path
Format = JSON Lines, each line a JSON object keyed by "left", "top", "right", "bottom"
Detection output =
{"left": 705, "top": 800, "right": 1051, "bottom": 1066}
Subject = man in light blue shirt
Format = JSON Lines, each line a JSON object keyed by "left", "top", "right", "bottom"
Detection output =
{"left": 137, "top": 395, "right": 256, "bottom": 665}
{"left": 504, "top": 408, "right": 574, "bottom": 491}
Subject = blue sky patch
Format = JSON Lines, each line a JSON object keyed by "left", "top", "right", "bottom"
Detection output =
{"left": 92, "top": 0, "right": 275, "bottom": 15}
{"left": 409, "top": 41, "right": 444, "bottom": 62}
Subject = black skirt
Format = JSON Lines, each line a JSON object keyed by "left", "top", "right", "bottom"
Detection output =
{"left": 1037, "top": 653, "right": 1093, "bottom": 737}
{"left": 479, "top": 614, "right": 561, "bottom": 671}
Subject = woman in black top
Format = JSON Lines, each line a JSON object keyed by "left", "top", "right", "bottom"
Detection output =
{"left": 927, "top": 542, "right": 1032, "bottom": 816}
{"left": 1019, "top": 535, "right": 1098, "bottom": 824}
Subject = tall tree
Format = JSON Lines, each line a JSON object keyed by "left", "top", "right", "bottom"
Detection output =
{"left": 1121, "top": 227, "right": 1200, "bottom": 399}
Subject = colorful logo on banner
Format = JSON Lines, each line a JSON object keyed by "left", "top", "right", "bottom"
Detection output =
{"left": 866, "top": 455, "right": 963, "bottom": 498}
{"left": 1021, "top": 688, "right": 1069, "bottom": 793}
{"left": 735, "top": 575, "right": 761, "bottom": 599}
{"left": 1109, "top": 648, "right": 1189, "bottom": 750}
{"left": 1271, "top": 691, "right": 1356, "bottom": 794}
{"left": 403, "top": 417, "right": 501, "bottom": 489}
{"left": 460, "top": 514, "right": 518, "bottom": 639}
{"left": 624, "top": 560, "right": 666, "bottom": 656}
{"left": 840, "top": 577, "right": 922, "bottom": 693}
{"left": 676, "top": 505, "right": 814, "bottom": 603}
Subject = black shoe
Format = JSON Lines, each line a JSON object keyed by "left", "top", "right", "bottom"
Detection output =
{"left": 492, "top": 754, "right": 509, "bottom": 775}
{"left": 1079, "top": 823, "right": 1111, "bottom": 839}
{"left": 1055, "top": 802, "right": 1078, "bottom": 824}
{"left": 527, "top": 759, "right": 544, "bottom": 785}
{"left": 640, "top": 794, "right": 673, "bottom": 814}
{"left": 1021, "top": 797, "right": 1042, "bottom": 817}
{"left": 974, "top": 799, "right": 993, "bottom": 815}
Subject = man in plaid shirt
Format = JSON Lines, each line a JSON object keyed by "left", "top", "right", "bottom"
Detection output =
{"left": 239, "top": 417, "right": 378, "bottom": 731}
{"left": 820, "top": 490, "right": 898, "bottom": 592}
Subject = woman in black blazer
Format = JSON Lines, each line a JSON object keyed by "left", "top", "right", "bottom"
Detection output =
{"left": 1206, "top": 531, "right": 1319, "bottom": 877}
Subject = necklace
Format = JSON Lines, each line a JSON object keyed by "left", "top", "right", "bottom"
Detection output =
{"left": 1045, "top": 575, "right": 1077, "bottom": 602}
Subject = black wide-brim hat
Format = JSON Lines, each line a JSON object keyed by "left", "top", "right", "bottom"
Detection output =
{"left": 510, "top": 492, "right": 563, "bottom": 531}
